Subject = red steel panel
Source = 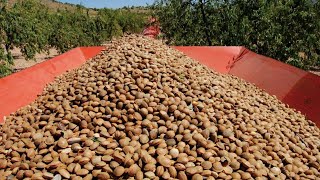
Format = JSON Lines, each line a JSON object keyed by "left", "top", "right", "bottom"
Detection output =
{"left": 176, "top": 46, "right": 320, "bottom": 127}
{"left": 229, "top": 51, "right": 320, "bottom": 126}
{"left": 229, "top": 51, "right": 307, "bottom": 100}
{"left": 173, "top": 46, "right": 245, "bottom": 73}
{"left": 0, "top": 47, "right": 104, "bottom": 122}
{"left": 80, "top": 46, "right": 105, "bottom": 60}
{"left": 282, "top": 73, "right": 320, "bottom": 125}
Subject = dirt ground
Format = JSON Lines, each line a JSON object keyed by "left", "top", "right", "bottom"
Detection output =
{"left": 11, "top": 47, "right": 59, "bottom": 72}
{"left": 309, "top": 71, "right": 320, "bottom": 76}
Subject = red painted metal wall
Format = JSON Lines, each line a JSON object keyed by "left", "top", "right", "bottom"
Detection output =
{"left": 0, "top": 47, "right": 104, "bottom": 122}
{"left": 174, "top": 46, "right": 247, "bottom": 73}
{"left": 229, "top": 50, "right": 320, "bottom": 123}
{"left": 174, "top": 46, "right": 320, "bottom": 127}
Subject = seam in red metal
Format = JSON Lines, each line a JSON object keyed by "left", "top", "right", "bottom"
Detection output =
{"left": 226, "top": 47, "right": 249, "bottom": 71}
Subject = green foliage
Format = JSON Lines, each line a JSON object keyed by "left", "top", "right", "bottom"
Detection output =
{"left": 0, "top": 0, "right": 147, "bottom": 77}
{"left": 116, "top": 10, "right": 147, "bottom": 34}
{"left": 155, "top": 0, "right": 320, "bottom": 70}
{"left": 0, "top": 59, "right": 12, "bottom": 78}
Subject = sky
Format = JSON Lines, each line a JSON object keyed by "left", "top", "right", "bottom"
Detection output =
{"left": 57, "top": 0, "right": 155, "bottom": 9}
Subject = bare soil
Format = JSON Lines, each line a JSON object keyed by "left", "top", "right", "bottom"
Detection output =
{"left": 309, "top": 71, "right": 320, "bottom": 76}
{"left": 11, "top": 47, "right": 59, "bottom": 72}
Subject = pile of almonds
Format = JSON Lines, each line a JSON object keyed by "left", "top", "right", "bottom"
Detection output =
{"left": 0, "top": 35, "right": 319, "bottom": 180}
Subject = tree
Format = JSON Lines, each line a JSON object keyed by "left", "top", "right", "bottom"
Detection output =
{"left": 155, "top": 0, "right": 320, "bottom": 69}
{"left": 0, "top": 0, "right": 147, "bottom": 77}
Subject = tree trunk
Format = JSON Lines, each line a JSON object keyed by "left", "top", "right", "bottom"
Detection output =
{"left": 199, "top": 0, "right": 212, "bottom": 46}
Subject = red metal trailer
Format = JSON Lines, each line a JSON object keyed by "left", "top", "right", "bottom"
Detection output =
{"left": 0, "top": 46, "right": 319, "bottom": 127}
